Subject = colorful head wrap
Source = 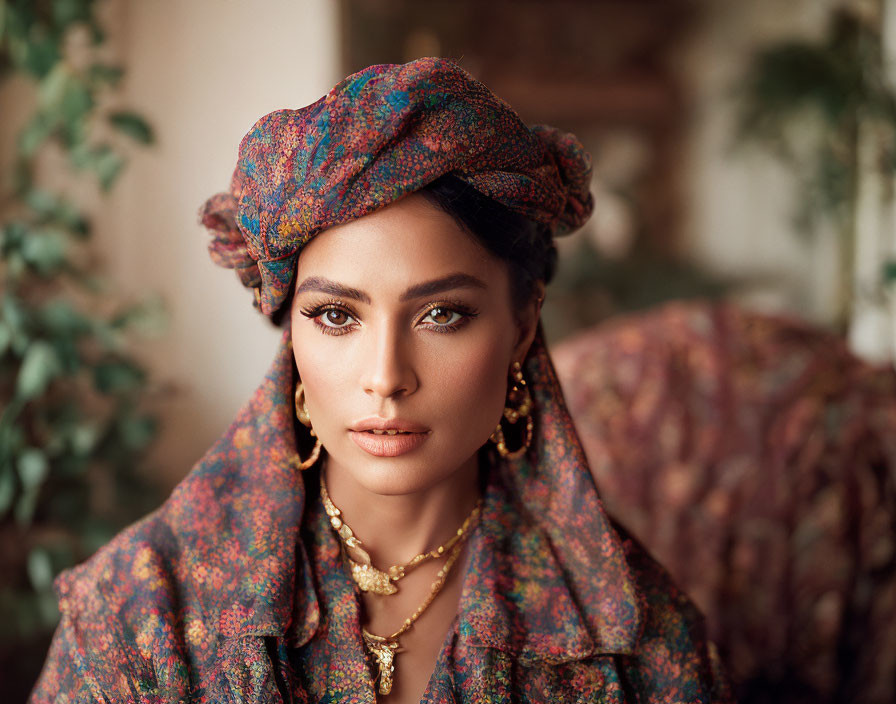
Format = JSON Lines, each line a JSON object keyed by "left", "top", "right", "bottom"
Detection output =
{"left": 199, "top": 57, "right": 593, "bottom": 316}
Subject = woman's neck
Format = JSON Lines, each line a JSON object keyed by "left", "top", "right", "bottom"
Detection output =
{"left": 320, "top": 455, "right": 481, "bottom": 568}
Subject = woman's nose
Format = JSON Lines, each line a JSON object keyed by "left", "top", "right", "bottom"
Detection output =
{"left": 360, "top": 324, "right": 418, "bottom": 399}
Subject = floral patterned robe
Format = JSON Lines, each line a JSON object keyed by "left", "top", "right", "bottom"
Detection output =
{"left": 30, "top": 329, "right": 731, "bottom": 703}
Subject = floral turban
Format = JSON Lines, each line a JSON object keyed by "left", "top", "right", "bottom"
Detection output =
{"left": 199, "top": 57, "right": 594, "bottom": 316}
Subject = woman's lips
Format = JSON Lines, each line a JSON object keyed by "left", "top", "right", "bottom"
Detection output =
{"left": 349, "top": 430, "right": 429, "bottom": 457}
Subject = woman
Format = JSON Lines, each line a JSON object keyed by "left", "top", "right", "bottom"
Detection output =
{"left": 30, "top": 58, "right": 730, "bottom": 703}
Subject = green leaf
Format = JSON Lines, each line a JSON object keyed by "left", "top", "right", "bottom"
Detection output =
{"left": 118, "top": 413, "right": 156, "bottom": 451}
{"left": 18, "top": 448, "right": 49, "bottom": 489}
{"left": 883, "top": 259, "right": 896, "bottom": 283}
{"left": 71, "top": 423, "right": 99, "bottom": 456}
{"left": 40, "top": 299, "right": 91, "bottom": 336}
{"left": 21, "top": 30, "right": 60, "bottom": 78}
{"left": 0, "top": 323, "right": 10, "bottom": 356}
{"left": 89, "top": 317, "right": 124, "bottom": 351}
{"left": 26, "top": 548, "right": 53, "bottom": 592}
{"left": 24, "top": 188, "right": 58, "bottom": 215}
{"left": 111, "top": 295, "right": 168, "bottom": 337}
{"left": 39, "top": 65, "right": 93, "bottom": 122}
{"left": 51, "top": 0, "right": 93, "bottom": 28}
{"left": 22, "top": 228, "right": 68, "bottom": 274}
{"left": 96, "top": 149, "right": 125, "bottom": 189}
{"left": 37, "top": 590, "right": 60, "bottom": 627}
{"left": 1, "top": 220, "right": 27, "bottom": 250}
{"left": 71, "top": 144, "right": 124, "bottom": 190}
{"left": 11, "top": 155, "right": 33, "bottom": 193}
{"left": 52, "top": 337, "right": 81, "bottom": 374}
{"left": 18, "top": 113, "right": 56, "bottom": 157}
{"left": 2, "top": 295, "right": 29, "bottom": 340}
{"left": 93, "top": 359, "right": 146, "bottom": 394}
{"left": 5, "top": 252, "right": 27, "bottom": 280}
{"left": 24, "top": 189, "right": 90, "bottom": 235}
{"left": 60, "top": 79, "right": 93, "bottom": 128}
{"left": 16, "top": 341, "right": 61, "bottom": 399}
{"left": 0, "top": 462, "right": 15, "bottom": 515}
{"left": 2, "top": 293, "right": 31, "bottom": 354}
{"left": 88, "top": 63, "right": 124, "bottom": 86}
{"left": 38, "top": 65, "right": 94, "bottom": 148}
{"left": 39, "top": 64, "right": 73, "bottom": 109}
{"left": 108, "top": 111, "right": 154, "bottom": 145}
{"left": 15, "top": 486, "right": 40, "bottom": 526}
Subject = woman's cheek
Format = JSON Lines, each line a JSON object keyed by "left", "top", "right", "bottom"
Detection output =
{"left": 292, "top": 342, "right": 347, "bottom": 436}
{"left": 429, "top": 338, "right": 510, "bottom": 437}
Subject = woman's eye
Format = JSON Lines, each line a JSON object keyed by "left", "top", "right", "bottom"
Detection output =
{"left": 319, "top": 308, "right": 354, "bottom": 328}
{"left": 422, "top": 306, "right": 462, "bottom": 326}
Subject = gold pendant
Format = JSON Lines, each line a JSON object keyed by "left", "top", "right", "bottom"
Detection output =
{"left": 363, "top": 632, "right": 400, "bottom": 695}
{"left": 351, "top": 561, "right": 398, "bottom": 595}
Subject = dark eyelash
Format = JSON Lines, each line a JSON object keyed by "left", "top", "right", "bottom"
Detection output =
{"left": 298, "top": 298, "right": 479, "bottom": 336}
{"left": 418, "top": 301, "right": 479, "bottom": 333}
{"left": 298, "top": 300, "right": 350, "bottom": 319}
{"left": 298, "top": 299, "right": 357, "bottom": 336}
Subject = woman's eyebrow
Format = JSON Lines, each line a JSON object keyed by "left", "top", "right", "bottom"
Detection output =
{"left": 294, "top": 273, "right": 487, "bottom": 303}
{"left": 294, "top": 277, "right": 371, "bottom": 303}
{"left": 399, "top": 273, "right": 487, "bottom": 301}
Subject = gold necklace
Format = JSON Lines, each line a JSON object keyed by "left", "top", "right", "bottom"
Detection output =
{"left": 319, "top": 472, "right": 482, "bottom": 595}
{"left": 362, "top": 530, "right": 469, "bottom": 695}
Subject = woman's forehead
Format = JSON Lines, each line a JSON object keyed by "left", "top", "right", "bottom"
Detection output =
{"left": 294, "top": 194, "right": 505, "bottom": 295}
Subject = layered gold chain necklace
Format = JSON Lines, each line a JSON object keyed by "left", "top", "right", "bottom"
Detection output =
{"left": 319, "top": 473, "right": 481, "bottom": 695}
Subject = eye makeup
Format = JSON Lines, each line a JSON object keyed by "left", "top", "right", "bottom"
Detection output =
{"left": 297, "top": 297, "right": 479, "bottom": 336}
{"left": 298, "top": 298, "right": 358, "bottom": 336}
{"left": 416, "top": 301, "right": 479, "bottom": 333}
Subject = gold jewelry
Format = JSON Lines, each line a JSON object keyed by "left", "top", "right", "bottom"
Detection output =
{"left": 362, "top": 533, "right": 468, "bottom": 695}
{"left": 489, "top": 360, "right": 533, "bottom": 459}
{"left": 294, "top": 382, "right": 322, "bottom": 470}
{"left": 294, "top": 382, "right": 311, "bottom": 426}
{"left": 319, "top": 472, "right": 481, "bottom": 595}
{"left": 297, "top": 435, "right": 322, "bottom": 471}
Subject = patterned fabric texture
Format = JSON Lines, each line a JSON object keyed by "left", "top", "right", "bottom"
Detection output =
{"left": 199, "top": 57, "right": 593, "bottom": 316}
{"left": 29, "top": 325, "right": 732, "bottom": 703}
{"left": 552, "top": 300, "right": 896, "bottom": 704}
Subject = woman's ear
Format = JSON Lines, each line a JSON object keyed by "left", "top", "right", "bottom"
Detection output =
{"left": 512, "top": 281, "right": 545, "bottom": 364}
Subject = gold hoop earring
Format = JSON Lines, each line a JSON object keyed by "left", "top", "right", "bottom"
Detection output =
{"left": 295, "top": 382, "right": 311, "bottom": 427}
{"left": 298, "top": 436, "right": 322, "bottom": 471}
{"left": 489, "top": 361, "right": 534, "bottom": 459}
{"left": 294, "top": 382, "right": 322, "bottom": 470}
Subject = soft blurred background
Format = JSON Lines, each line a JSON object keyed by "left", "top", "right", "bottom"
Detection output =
{"left": 2, "top": 0, "right": 895, "bottom": 701}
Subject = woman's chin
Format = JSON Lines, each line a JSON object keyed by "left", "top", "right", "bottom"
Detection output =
{"left": 325, "top": 442, "right": 474, "bottom": 498}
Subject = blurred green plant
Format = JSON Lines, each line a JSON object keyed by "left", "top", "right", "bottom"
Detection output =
{"left": 543, "top": 236, "right": 732, "bottom": 343}
{"left": 0, "top": 0, "right": 164, "bottom": 661}
{"left": 734, "top": 7, "right": 896, "bottom": 330}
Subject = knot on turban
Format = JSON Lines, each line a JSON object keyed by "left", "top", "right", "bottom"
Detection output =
{"left": 200, "top": 57, "right": 594, "bottom": 316}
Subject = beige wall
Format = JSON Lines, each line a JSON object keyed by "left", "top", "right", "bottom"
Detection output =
{"left": 102, "top": 0, "right": 340, "bottom": 488}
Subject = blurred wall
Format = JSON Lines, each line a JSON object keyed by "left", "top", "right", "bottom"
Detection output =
{"left": 682, "top": 0, "right": 844, "bottom": 324}
{"left": 98, "top": 0, "right": 340, "bottom": 489}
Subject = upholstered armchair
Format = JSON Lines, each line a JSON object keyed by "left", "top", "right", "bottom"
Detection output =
{"left": 552, "top": 301, "right": 896, "bottom": 704}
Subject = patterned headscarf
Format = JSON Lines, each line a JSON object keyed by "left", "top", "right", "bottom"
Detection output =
{"left": 199, "top": 57, "right": 593, "bottom": 316}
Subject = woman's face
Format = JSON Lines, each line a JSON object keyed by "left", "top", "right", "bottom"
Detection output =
{"left": 290, "top": 193, "right": 537, "bottom": 496}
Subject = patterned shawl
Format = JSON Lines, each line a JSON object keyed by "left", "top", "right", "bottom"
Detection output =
{"left": 29, "top": 58, "right": 730, "bottom": 703}
{"left": 198, "top": 57, "right": 593, "bottom": 316}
